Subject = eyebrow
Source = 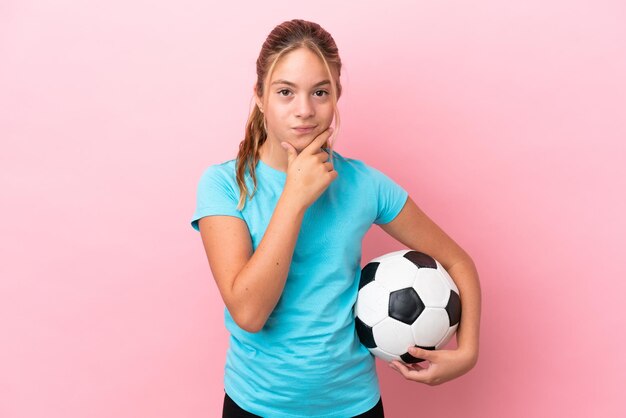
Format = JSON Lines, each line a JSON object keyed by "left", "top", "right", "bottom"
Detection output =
{"left": 271, "top": 79, "right": 331, "bottom": 88}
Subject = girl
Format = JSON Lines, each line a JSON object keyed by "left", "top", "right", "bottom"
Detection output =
{"left": 191, "top": 19, "right": 481, "bottom": 418}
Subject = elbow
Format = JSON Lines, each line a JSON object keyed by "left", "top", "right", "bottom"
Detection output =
{"left": 227, "top": 280, "right": 270, "bottom": 333}
{"left": 239, "top": 319, "right": 264, "bottom": 334}
{"left": 232, "top": 309, "right": 266, "bottom": 334}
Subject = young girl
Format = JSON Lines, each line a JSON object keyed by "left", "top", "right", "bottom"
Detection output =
{"left": 191, "top": 19, "right": 481, "bottom": 418}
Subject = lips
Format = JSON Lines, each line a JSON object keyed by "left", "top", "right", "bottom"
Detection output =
{"left": 293, "top": 125, "right": 316, "bottom": 134}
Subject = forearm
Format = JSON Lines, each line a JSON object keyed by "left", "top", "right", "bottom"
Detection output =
{"left": 232, "top": 192, "right": 305, "bottom": 332}
{"left": 447, "top": 258, "right": 481, "bottom": 362}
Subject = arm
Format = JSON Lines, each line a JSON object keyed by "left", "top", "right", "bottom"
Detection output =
{"left": 199, "top": 192, "right": 305, "bottom": 333}
{"left": 379, "top": 196, "right": 481, "bottom": 362}
{"left": 199, "top": 129, "right": 335, "bottom": 333}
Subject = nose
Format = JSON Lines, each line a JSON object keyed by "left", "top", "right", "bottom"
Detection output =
{"left": 295, "top": 95, "right": 315, "bottom": 118}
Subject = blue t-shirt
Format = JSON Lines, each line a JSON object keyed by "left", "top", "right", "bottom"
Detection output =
{"left": 191, "top": 150, "right": 409, "bottom": 418}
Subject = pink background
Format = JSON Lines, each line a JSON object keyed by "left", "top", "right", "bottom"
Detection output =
{"left": 1, "top": 1, "right": 625, "bottom": 417}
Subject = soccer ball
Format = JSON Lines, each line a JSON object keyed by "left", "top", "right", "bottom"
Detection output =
{"left": 354, "top": 249, "right": 461, "bottom": 363}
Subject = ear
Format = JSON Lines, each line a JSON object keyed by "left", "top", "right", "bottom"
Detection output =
{"left": 253, "top": 85, "right": 263, "bottom": 111}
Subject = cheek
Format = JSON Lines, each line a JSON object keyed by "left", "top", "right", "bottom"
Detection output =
{"left": 321, "top": 104, "right": 335, "bottom": 119}
{"left": 263, "top": 113, "right": 280, "bottom": 129}
{"left": 267, "top": 108, "right": 289, "bottom": 124}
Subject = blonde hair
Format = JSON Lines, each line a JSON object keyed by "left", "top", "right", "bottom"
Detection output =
{"left": 235, "top": 19, "right": 343, "bottom": 210}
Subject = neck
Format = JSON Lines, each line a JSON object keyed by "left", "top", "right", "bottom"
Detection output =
{"left": 259, "top": 139, "right": 289, "bottom": 173}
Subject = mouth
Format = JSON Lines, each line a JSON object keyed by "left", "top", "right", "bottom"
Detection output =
{"left": 292, "top": 125, "right": 317, "bottom": 134}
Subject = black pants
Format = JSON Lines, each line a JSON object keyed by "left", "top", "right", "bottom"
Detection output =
{"left": 222, "top": 390, "right": 385, "bottom": 418}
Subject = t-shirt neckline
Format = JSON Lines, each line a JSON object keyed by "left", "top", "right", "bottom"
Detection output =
{"left": 257, "top": 158, "right": 287, "bottom": 180}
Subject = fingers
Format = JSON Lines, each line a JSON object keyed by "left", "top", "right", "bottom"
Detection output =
{"left": 388, "top": 346, "right": 440, "bottom": 384}
{"left": 391, "top": 360, "right": 427, "bottom": 373}
{"left": 302, "top": 126, "right": 334, "bottom": 155}
{"left": 281, "top": 142, "right": 333, "bottom": 172}
{"left": 389, "top": 360, "right": 434, "bottom": 384}
{"left": 316, "top": 150, "right": 329, "bottom": 163}
{"left": 408, "top": 346, "right": 435, "bottom": 361}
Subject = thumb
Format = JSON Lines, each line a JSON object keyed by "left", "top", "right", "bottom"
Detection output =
{"left": 281, "top": 141, "right": 297, "bottom": 164}
{"left": 407, "top": 346, "right": 435, "bottom": 362}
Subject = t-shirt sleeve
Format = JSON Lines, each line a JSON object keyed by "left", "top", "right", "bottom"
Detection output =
{"left": 369, "top": 165, "right": 409, "bottom": 225}
{"left": 190, "top": 165, "right": 244, "bottom": 232}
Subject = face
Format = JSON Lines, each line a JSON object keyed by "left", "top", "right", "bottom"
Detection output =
{"left": 255, "top": 47, "right": 336, "bottom": 153}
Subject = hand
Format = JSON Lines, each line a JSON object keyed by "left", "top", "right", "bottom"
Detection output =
{"left": 281, "top": 127, "right": 338, "bottom": 210}
{"left": 388, "top": 346, "right": 478, "bottom": 386}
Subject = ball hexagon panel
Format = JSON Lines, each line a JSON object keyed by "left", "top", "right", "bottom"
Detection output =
{"left": 355, "top": 281, "right": 391, "bottom": 327}
{"left": 374, "top": 256, "right": 417, "bottom": 291}
{"left": 372, "top": 318, "right": 414, "bottom": 356}
{"left": 410, "top": 307, "right": 450, "bottom": 347}
{"left": 412, "top": 267, "right": 452, "bottom": 308}
{"left": 369, "top": 346, "right": 400, "bottom": 363}
{"left": 372, "top": 317, "right": 414, "bottom": 355}
{"left": 388, "top": 287, "right": 424, "bottom": 324}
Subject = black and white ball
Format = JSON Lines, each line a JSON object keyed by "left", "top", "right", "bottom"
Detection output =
{"left": 354, "top": 249, "right": 461, "bottom": 363}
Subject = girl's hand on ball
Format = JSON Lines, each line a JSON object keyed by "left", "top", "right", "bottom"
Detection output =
{"left": 281, "top": 126, "right": 338, "bottom": 211}
{"left": 388, "top": 346, "right": 477, "bottom": 386}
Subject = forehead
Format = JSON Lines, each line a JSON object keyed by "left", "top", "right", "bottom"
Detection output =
{"left": 270, "top": 48, "right": 329, "bottom": 86}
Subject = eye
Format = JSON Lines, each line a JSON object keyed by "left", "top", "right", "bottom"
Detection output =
{"left": 277, "top": 89, "right": 329, "bottom": 98}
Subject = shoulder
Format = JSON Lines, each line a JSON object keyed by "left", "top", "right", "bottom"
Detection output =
{"left": 195, "top": 158, "right": 242, "bottom": 196}
{"left": 198, "top": 158, "right": 238, "bottom": 184}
